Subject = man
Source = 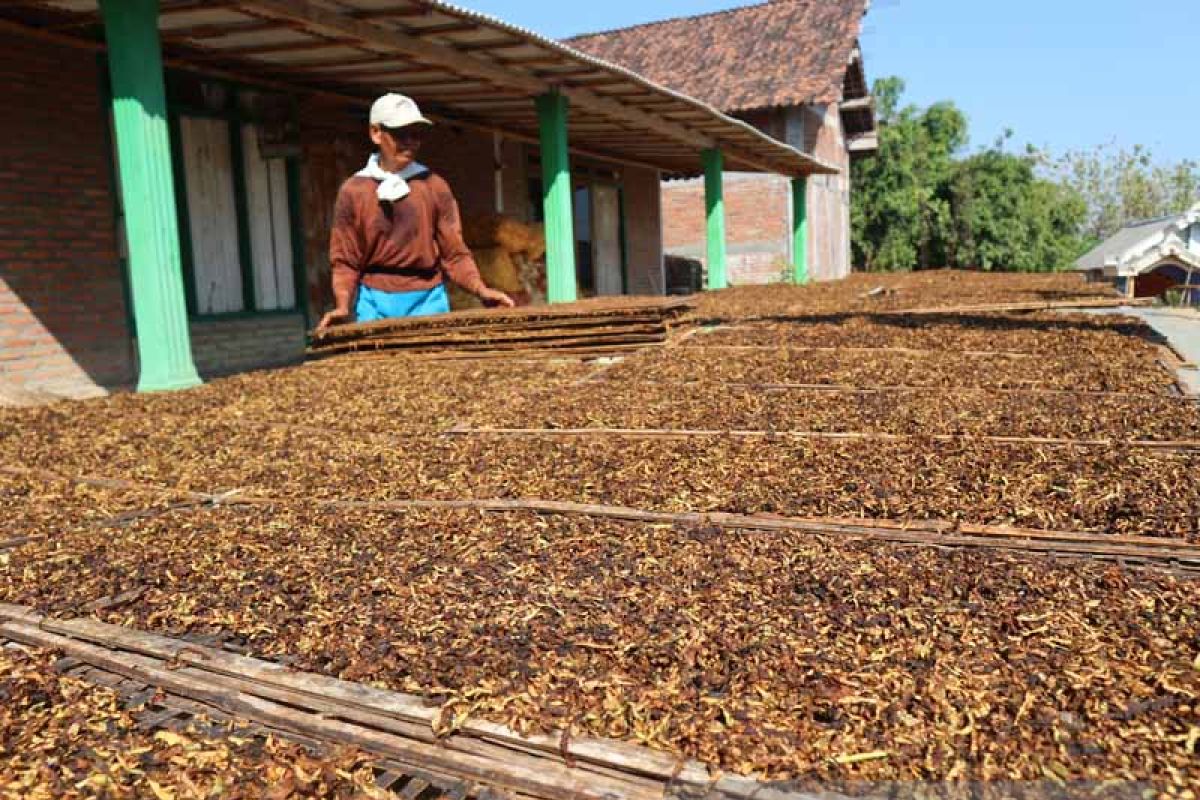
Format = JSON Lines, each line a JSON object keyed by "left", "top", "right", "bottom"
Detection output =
{"left": 318, "top": 93, "right": 513, "bottom": 331}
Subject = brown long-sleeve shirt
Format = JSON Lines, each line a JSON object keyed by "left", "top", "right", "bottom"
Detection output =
{"left": 329, "top": 171, "right": 486, "bottom": 306}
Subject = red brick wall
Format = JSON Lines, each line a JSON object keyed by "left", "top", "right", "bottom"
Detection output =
{"left": 660, "top": 102, "right": 854, "bottom": 285}
{"left": 662, "top": 173, "right": 791, "bottom": 285}
{"left": 0, "top": 30, "right": 134, "bottom": 397}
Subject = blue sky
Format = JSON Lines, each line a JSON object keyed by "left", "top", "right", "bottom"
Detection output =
{"left": 466, "top": 0, "right": 1198, "bottom": 163}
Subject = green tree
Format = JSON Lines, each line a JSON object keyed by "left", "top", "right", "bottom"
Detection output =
{"left": 948, "top": 141, "right": 1088, "bottom": 271}
{"left": 851, "top": 78, "right": 966, "bottom": 271}
{"left": 1034, "top": 143, "right": 1200, "bottom": 243}
{"left": 853, "top": 78, "right": 1094, "bottom": 272}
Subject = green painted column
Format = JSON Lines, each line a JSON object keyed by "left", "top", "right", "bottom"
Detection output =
{"left": 703, "top": 149, "right": 727, "bottom": 290}
{"left": 101, "top": 0, "right": 201, "bottom": 392}
{"left": 791, "top": 176, "right": 809, "bottom": 285}
{"left": 536, "top": 92, "right": 577, "bottom": 304}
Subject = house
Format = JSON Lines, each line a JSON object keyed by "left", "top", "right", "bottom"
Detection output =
{"left": 1075, "top": 204, "right": 1200, "bottom": 303}
{"left": 0, "top": 0, "right": 836, "bottom": 399}
{"left": 567, "top": 0, "right": 877, "bottom": 288}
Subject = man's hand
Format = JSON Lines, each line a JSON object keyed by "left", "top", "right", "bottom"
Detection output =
{"left": 317, "top": 308, "right": 353, "bottom": 332}
{"left": 478, "top": 287, "right": 515, "bottom": 308}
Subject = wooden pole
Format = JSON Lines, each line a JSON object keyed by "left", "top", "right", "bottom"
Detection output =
{"left": 100, "top": 0, "right": 201, "bottom": 393}
{"left": 703, "top": 148, "right": 727, "bottom": 290}
{"left": 537, "top": 92, "right": 577, "bottom": 304}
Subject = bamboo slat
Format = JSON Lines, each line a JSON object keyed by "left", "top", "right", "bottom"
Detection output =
{"left": 6, "top": 465, "right": 1200, "bottom": 572}
{"left": 445, "top": 426, "right": 1200, "bottom": 452}
{"left": 894, "top": 298, "right": 1150, "bottom": 315}
{"left": 0, "top": 619, "right": 661, "bottom": 800}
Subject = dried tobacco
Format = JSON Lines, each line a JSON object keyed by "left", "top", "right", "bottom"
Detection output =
{"left": 5, "top": 419, "right": 1199, "bottom": 539}
{"left": 2, "top": 270, "right": 1197, "bottom": 790}
{"left": 687, "top": 270, "right": 1119, "bottom": 322}
{"left": 1, "top": 501, "right": 1197, "bottom": 784}
{"left": 690, "top": 312, "right": 1159, "bottom": 359}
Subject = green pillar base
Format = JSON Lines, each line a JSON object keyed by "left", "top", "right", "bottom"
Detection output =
{"left": 137, "top": 372, "right": 203, "bottom": 394}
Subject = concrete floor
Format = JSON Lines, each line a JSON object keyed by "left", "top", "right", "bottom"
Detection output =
{"left": 1092, "top": 306, "right": 1200, "bottom": 395}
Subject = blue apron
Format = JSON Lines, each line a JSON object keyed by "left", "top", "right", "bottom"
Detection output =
{"left": 355, "top": 283, "right": 450, "bottom": 322}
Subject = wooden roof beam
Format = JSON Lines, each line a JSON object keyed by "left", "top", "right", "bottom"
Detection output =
{"left": 6, "top": 12, "right": 682, "bottom": 174}
{"left": 278, "top": 63, "right": 434, "bottom": 80}
{"left": 239, "top": 0, "right": 546, "bottom": 91}
{"left": 45, "top": 0, "right": 245, "bottom": 30}
{"left": 455, "top": 39, "right": 530, "bottom": 53}
{"left": 265, "top": 53, "right": 389, "bottom": 71}
{"left": 493, "top": 53, "right": 564, "bottom": 65}
{"left": 162, "top": 19, "right": 286, "bottom": 41}
{"left": 839, "top": 95, "right": 874, "bottom": 112}
{"left": 349, "top": 4, "right": 432, "bottom": 22}
{"left": 406, "top": 21, "right": 481, "bottom": 38}
{"left": 194, "top": 38, "right": 364, "bottom": 59}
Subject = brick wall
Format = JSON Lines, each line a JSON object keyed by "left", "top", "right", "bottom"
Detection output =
{"left": 660, "top": 102, "right": 854, "bottom": 286}
{"left": 188, "top": 313, "right": 306, "bottom": 380}
{"left": 0, "top": 30, "right": 134, "bottom": 398}
{"left": 662, "top": 173, "right": 792, "bottom": 285}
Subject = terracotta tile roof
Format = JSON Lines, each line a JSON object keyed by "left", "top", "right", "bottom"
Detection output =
{"left": 565, "top": 0, "right": 868, "bottom": 113}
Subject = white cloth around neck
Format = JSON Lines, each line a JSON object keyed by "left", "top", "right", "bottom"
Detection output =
{"left": 356, "top": 154, "right": 429, "bottom": 202}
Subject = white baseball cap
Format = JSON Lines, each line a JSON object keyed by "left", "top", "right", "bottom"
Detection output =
{"left": 370, "top": 93, "right": 433, "bottom": 128}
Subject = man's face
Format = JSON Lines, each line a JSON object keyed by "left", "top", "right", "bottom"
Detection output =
{"left": 370, "top": 123, "right": 427, "bottom": 170}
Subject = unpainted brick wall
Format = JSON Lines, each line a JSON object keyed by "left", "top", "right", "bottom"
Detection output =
{"left": 0, "top": 29, "right": 135, "bottom": 397}
{"left": 661, "top": 103, "right": 854, "bottom": 285}
{"left": 188, "top": 313, "right": 307, "bottom": 380}
{"left": 662, "top": 173, "right": 791, "bottom": 285}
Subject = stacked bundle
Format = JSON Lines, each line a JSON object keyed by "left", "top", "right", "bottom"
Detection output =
{"left": 308, "top": 296, "right": 693, "bottom": 360}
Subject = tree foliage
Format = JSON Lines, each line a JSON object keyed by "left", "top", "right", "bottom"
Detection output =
{"left": 850, "top": 78, "right": 1197, "bottom": 272}
{"left": 851, "top": 78, "right": 965, "bottom": 271}
{"left": 948, "top": 145, "right": 1089, "bottom": 272}
{"left": 1034, "top": 144, "right": 1200, "bottom": 244}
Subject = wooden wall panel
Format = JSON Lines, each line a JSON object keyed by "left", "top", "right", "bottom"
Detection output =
{"left": 180, "top": 116, "right": 243, "bottom": 314}
{"left": 241, "top": 124, "right": 297, "bottom": 312}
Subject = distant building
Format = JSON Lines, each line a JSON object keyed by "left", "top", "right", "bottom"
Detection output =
{"left": 1075, "top": 204, "right": 1200, "bottom": 303}
{"left": 568, "top": 0, "right": 877, "bottom": 286}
